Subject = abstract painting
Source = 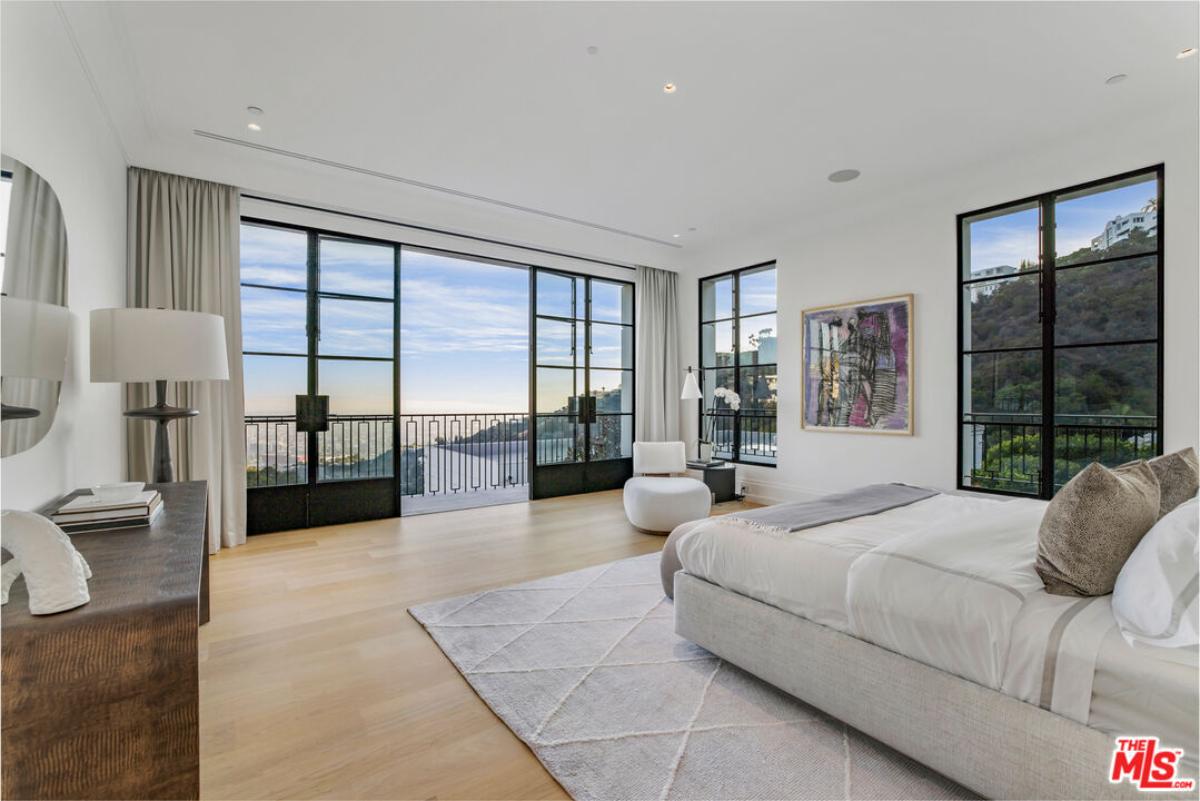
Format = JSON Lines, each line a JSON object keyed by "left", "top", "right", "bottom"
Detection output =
{"left": 801, "top": 294, "right": 913, "bottom": 434}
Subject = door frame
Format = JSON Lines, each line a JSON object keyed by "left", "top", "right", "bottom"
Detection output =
{"left": 528, "top": 267, "right": 636, "bottom": 500}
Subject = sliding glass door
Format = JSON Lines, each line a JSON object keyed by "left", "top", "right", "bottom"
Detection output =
{"left": 530, "top": 269, "right": 635, "bottom": 499}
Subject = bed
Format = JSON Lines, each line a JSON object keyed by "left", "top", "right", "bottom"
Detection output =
{"left": 669, "top": 491, "right": 1199, "bottom": 801}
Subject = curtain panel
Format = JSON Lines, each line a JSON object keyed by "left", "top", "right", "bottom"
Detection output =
{"left": 634, "top": 265, "right": 681, "bottom": 443}
{"left": 125, "top": 167, "right": 246, "bottom": 552}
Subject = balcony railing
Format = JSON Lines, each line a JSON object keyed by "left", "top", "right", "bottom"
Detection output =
{"left": 245, "top": 413, "right": 530, "bottom": 500}
{"left": 962, "top": 413, "right": 1158, "bottom": 494}
{"left": 703, "top": 410, "right": 778, "bottom": 464}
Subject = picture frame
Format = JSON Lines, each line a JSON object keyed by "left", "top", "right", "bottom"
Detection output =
{"left": 800, "top": 293, "right": 914, "bottom": 435}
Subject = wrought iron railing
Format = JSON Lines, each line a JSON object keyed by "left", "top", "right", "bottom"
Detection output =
{"left": 962, "top": 413, "right": 1158, "bottom": 494}
{"left": 245, "top": 413, "right": 531, "bottom": 496}
{"left": 703, "top": 410, "right": 778, "bottom": 464}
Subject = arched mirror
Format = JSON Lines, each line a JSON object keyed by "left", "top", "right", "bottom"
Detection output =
{"left": 1, "top": 154, "right": 70, "bottom": 457}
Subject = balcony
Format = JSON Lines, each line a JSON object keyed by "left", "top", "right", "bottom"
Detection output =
{"left": 244, "top": 413, "right": 532, "bottom": 516}
{"left": 961, "top": 413, "right": 1159, "bottom": 494}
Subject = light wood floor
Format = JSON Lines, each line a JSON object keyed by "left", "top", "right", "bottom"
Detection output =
{"left": 200, "top": 490, "right": 757, "bottom": 800}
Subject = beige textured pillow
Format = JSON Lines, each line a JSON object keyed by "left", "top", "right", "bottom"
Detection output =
{"left": 1145, "top": 447, "right": 1199, "bottom": 518}
{"left": 1036, "top": 461, "right": 1160, "bottom": 597}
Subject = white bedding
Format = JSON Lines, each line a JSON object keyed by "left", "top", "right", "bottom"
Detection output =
{"left": 674, "top": 492, "right": 1200, "bottom": 757}
{"left": 675, "top": 493, "right": 1013, "bottom": 633}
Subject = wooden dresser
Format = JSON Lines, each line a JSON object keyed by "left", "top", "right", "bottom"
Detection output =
{"left": 2, "top": 481, "right": 209, "bottom": 800}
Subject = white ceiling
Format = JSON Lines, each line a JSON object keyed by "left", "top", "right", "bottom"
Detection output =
{"left": 62, "top": 1, "right": 1198, "bottom": 269}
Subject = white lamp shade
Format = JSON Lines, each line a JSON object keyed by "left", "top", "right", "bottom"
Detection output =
{"left": 680, "top": 369, "right": 702, "bottom": 401}
{"left": 1, "top": 296, "right": 71, "bottom": 381}
{"left": 90, "top": 308, "right": 229, "bottom": 383}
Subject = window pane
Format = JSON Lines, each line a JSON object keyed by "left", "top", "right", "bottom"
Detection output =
{"left": 240, "top": 286, "right": 307, "bottom": 354}
{"left": 536, "top": 415, "right": 582, "bottom": 465}
{"left": 962, "top": 351, "right": 1042, "bottom": 416}
{"left": 590, "top": 414, "right": 632, "bottom": 460}
{"left": 536, "top": 318, "right": 575, "bottom": 366}
{"left": 537, "top": 271, "right": 576, "bottom": 318}
{"left": 240, "top": 224, "right": 307, "bottom": 289}
{"left": 243, "top": 355, "right": 309, "bottom": 487}
{"left": 317, "top": 359, "right": 394, "bottom": 482}
{"left": 961, "top": 422, "right": 1042, "bottom": 495}
{"left": 739, "top": 366, "right": 778, "bottom": 413}
{"left": 702, "top": 320, "right": 734, "bottom": 368}
{"left": 590, "top": 369, "right": 630, "bottom": 413}
{"left": 536, "top": 367, "right": 575, "bottom": 414}
{"left": 1055, "top": 343, "right": 1157, "bottom": 420}
{"left": 1052, "top": 424, "right": 1159, "bottom": 493}
{"left": 1055, "top": 175, "right": 1157, "bottom": 265}
{"left": 738, "top": 265, "right": 776, "bottom": 316}
{"left": 590, "top": 280, "right": 632, "bottom": 324}
{"left": 701, "top": 275, "right": 733, "bottom": 321}
{"left": 243, "top": 354, "right": 307, "bottom": 415}
{"left": 589, "top": 323, "right": 632, "bottom": 369}
{"left": 962, "top": 274, "right": 1041, "bottom": 351}
{"left": 319, "top": 238, "right": 394, "bottom": 298}
{"left": 1055, "top": 256, "right": 1156, "bottom": 345}
{"left": 319, "top": 358, "right": 394, "bottom": 416}
{"left": 702, "top": 367, "right": 736, "bottom": 410}
{"left": 739, "top": 314, "right": 777, "bottom": 365}
{"left": 319, "top": 297, "right": 393, "bottom": 358}
{"left": 739, "top": 415, "right": 777, "bottom": 464}
{"left": 962, "top": 203, "right": 1040, "bottom": 280}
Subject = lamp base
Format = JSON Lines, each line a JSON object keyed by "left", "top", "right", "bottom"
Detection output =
{"left": 124, "top": 380, "right": 198, "bottom": 484}
{"left": 1, "top": 403, "right": 41, "bottom": 421}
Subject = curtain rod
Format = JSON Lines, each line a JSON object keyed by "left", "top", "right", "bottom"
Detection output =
{"left": 240, "top": 193, "right": 638, "bottom": 272}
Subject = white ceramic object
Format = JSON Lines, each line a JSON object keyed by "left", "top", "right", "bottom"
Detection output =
{"left": 0, "top": 510, "right": 91, "bottom": 614}
{"left": 91, "top": 481, "right": 144, "bottom": 503}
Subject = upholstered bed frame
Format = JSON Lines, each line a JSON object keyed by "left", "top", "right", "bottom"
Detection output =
{"left": 673, "top": 571, "right": 1196, "bottom": 801}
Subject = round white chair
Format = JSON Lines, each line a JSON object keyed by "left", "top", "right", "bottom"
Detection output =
{"left": 623, "top": 441, "right": 712, "bottom": 533}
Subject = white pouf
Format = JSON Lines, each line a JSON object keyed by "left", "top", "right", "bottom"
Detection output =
{"left": 623, "top": 475, "right": 712, "bottom": 533}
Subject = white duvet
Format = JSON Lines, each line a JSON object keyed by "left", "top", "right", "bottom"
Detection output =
{"left": 675, "top": 492, "right": 1200, "bottom": 759}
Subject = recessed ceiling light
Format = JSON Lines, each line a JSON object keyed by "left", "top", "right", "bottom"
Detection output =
{"left": 827, "top": 169, "right": 861, "bottom": 183}
{"left": 246, "top": 106, "right": 264, "bottom": 115}
{"left": 1178, "top": 48, "right": 1198, "bottom": 60}
{"left": 1105, "top": 73, "right": 1128, "bottom": 85}
{"left": 687, "top": 227, "right": 697, "bottom": 232}
{"left": 672, "top": 233, "right": 681, "bottom": 238}
{"left": 663, "top": 83, "right": 677, "bottom": 94}
{"left": 587, "top": 45, "right": 599, "bottom": 55}
{"left": 247, "top": 122, "right": 262, "bottom": 132}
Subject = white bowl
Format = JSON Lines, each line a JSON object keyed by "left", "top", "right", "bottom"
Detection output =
{"left": 92, "top": 482, "right": 145, "bottom": 504}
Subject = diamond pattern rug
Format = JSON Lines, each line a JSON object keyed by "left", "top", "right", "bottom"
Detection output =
{"left": 409, "top": 553, "right": 975, "bottom": 801}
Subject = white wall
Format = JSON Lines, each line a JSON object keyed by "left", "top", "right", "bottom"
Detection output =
{"left": 679, "top": 106, "right": 1199, "bottom": 504}
{"left": 1, "top": 3, "right": 128, "bottom": 509}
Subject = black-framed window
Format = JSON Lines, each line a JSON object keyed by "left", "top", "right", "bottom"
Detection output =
{"left": 957, "top": 166, "right": 1163, "bottom": 498}
{"left": 240, "top": 221, "right": 398, "bottom": 487}
{"left": 699, "top": 261, "right": 777, "bottom": 465}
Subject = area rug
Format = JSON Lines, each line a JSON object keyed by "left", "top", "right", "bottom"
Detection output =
{"left": 409, "top": 553, "right": 975, "bottom": 801}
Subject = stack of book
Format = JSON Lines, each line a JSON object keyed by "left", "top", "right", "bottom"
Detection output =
{"left": 51, "top": 491, "right": 164, "bottom": 534}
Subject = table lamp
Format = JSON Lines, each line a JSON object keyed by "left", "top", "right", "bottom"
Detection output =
{"left": 1, "top": 296, "right": 71, "bottom": 420}
{"left": 90, "top": 308, "right": 229, "bottom": 483}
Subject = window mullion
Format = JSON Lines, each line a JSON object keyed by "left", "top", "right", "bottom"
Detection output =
{"left": 1040, "top": 197, "right": 1056, "bottom": 500}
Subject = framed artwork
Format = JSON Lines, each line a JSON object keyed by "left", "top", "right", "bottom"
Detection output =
{"left": 801, "top": 293, "right": 913, "bottom": 435}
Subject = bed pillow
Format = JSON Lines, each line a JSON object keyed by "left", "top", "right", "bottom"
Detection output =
{"left": 1146, "top": 447, "right": 1199, "bottom": 519}
{"left": 1036, "top": 461, "right": 1160, "bottom": 597}
{"left": 1112, "top": 496, "right": 1199, "bottom": 648}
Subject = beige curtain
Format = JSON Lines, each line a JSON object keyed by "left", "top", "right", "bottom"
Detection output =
{"left": 634, "top": 266, "right": 681, "bottom": 442}
{"left": 2, "top": 158, "right": 69, "bottom": 454}
{"left": 126, "top": 167, "right": 246, "bottom": 552}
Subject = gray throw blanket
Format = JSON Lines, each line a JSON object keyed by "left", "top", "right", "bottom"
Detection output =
{"left": 661, "top": 483, "right": 939, "bottom": 598}
{"left": 726, "top": 482, "right": 938, "bottom": 533}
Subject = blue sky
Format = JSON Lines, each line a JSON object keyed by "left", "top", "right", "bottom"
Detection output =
{"left": 965, "top": 177, "right": 1157, "bottom": 275}
{"left": 241, "top": 224, "right": 636, "bottom": 416}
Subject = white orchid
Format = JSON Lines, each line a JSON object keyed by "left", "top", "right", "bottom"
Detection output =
{"left": 712, "top": 387, "right": 742, "bottom": 411}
